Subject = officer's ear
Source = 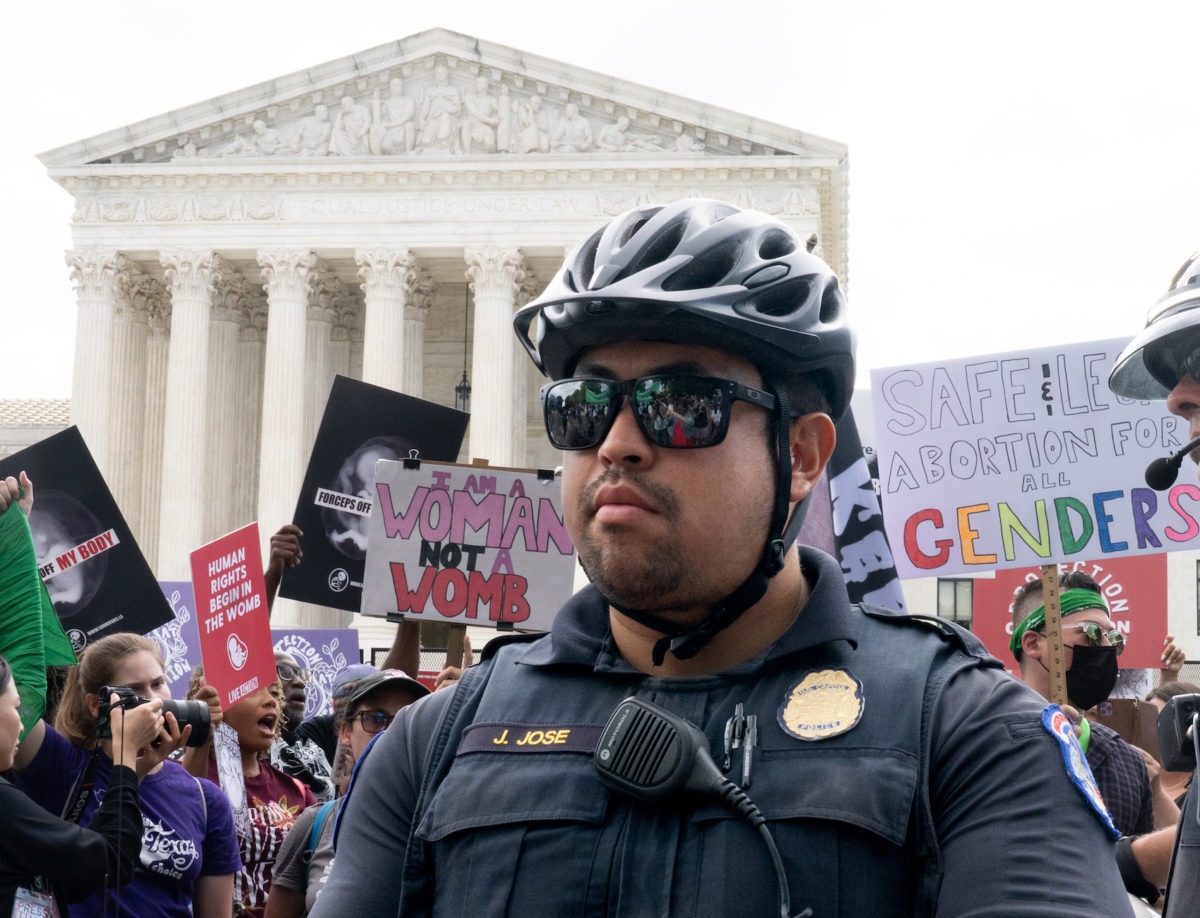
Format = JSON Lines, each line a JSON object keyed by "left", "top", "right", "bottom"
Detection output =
{"left": 788, "top": 412, "right": 835, "bottom": 503}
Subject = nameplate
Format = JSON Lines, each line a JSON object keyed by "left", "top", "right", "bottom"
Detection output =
{"left": 457, "top": 722, "right": 602, "bottom": 755}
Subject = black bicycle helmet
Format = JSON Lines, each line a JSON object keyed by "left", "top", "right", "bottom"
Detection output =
{"left": 514, "top": 198, "right": 855, "bottom": 419}
{"left": 513, "top": 199, "right": 856, "bottom": 664}
{"left": 1111, "top": 251, "right": 1200, "bottom": 399}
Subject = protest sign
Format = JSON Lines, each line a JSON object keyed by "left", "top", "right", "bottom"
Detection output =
{"left": 870, "top": 338, "right": 1190, "bottom": 578}
{"left": 151, "top": 580, "right": 357, "bottom": 715}
{"left": 190, "top": 523, "right": 275, "bottom": 709}
{"left": 969, "top": 555, "right": 1168, "bottom": 675}
{"left": 0, "top": 427, "right": 171, "bottom": 648}
{"left": 278, "top": 375, "right": 468, "bottom": 613}
{"left": 360, "top": 461, "right": 576, "bottom": 632}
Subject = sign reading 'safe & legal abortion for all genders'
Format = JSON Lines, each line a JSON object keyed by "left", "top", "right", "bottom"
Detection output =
{"left": 360, "top": 461, "right": 576, "bottom": 632}
{"left": 871, "top": 338, "right": 1193, "bottom": 579}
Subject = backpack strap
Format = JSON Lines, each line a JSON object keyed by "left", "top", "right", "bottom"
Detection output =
{"left": 305, "top": 799, "right": 339, "bottom": 884}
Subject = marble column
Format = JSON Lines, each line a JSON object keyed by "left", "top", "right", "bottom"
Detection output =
{"left": 108, "top": 274, "right": 160, "bottom": 542}
{"left": 205, "top": 261, "right": 250, "bottom": 542}
{"left": 511, "top": 268, "right": 541, "bottom": 467}
{"left": 139, "top": 296, "right": 171, "bottom": 573}
{"left": 465, "top": 247, "right": 526, "bottom": 464}
{"left": 257, "top": 249, "right": 316, "bottom": 623}
{"left": 305, "top": 266, "right": 341, "bottom": 449}
{"left": 329, "top": 299, "right": 358, "bottom": 381}
{"left": 356, "top": 249, "right": 419, "bottom": 391}
{"left": 403, "top": 274, "right": 436, "bottom": 396}
{"left": 233, "top": 301, "right": 267, "bottom": 530}
{"left": 66, "top": 251, "right": 128, "bottom": 477}
{"left": 157, "top": 251, "right": 219, "bottom": 579}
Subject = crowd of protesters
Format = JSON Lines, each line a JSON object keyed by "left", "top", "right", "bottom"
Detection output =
{"left": 8, "top": 201, "right": 1200, "bottom": 916}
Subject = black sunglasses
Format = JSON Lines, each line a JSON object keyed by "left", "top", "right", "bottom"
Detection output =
{"left": 541, "top": 374, "right": 776, "bottom": 451}
{"left": 352, "top": 710, "right": 395, "bottom": 735}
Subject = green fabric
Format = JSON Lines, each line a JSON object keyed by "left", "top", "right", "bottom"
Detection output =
{"left": 0, "top": 504, "right": 76, "bottom": 738}
{"left": 1078, "top": 715, "right": 1091, "bottom": 755}
{"left": 1008, "top": 587, "right": 1110, "bottom": 655}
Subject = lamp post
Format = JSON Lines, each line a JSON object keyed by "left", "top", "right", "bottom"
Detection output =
{"left": 455, "top": 287, "right": 471, "bottom": 412}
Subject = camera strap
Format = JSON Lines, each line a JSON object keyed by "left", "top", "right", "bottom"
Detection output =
{"left": 60, "top": 746, "right": 103, "bottom": 824}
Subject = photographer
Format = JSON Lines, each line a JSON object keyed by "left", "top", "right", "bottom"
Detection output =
{"left": 1, "top": 654, "right": 167, "bottom": 914}
{"left": 12, "top": 633, "right": 241, "bottom": 917}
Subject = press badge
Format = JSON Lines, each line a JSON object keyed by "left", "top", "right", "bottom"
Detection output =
{"left": 12, "top": 883, "right": 58, "bottom": 917}
{"left": 1042, "top": 704, "right": 1118, "bottom": 839}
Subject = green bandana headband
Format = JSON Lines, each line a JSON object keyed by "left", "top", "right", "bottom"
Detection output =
{"left": 1009, "top": 588, "right": 1110, "bottom": 655}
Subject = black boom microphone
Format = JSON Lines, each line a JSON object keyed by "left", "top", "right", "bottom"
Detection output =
{"left": 1146, "top": 435, "right": 1200, "bottom": 490}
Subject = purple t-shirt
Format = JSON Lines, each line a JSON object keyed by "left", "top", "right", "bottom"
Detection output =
{"left": 17, "top": 724, "right": 242, "bottom": 917}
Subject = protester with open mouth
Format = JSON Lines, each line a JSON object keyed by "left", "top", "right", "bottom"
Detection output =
{"left": 189, "top": 672, "right": 316, "bottom": 918}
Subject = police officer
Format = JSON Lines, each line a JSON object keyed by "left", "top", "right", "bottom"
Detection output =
{"left": 1109, "top": 252, "right": 1200, "bottom": 907}
{"left": 314, "top": 199, "right": 1131, "bottom": 916}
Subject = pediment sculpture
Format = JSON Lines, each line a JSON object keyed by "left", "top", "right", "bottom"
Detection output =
{"left": 171, "top": 61, "right": 709, "bottom": 162}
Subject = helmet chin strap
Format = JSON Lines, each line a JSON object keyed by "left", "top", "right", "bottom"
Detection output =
{"left": 608, "top": 375, "right": 810, "bottom": 665}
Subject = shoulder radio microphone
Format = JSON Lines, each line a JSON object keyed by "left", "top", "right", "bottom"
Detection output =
{"left": 1145, "top": 434, "right": 1200, "bottom": 490}
{"left": 594, "top": 695, "right": 810, "bottom": 918}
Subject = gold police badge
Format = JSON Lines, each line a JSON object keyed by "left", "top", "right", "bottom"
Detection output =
{"left": 778, "top": 668, "right": 864, "bottom": 741}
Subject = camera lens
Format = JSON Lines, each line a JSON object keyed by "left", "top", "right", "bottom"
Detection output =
{"left": 163, "top": 699, "right": 211, "bottom": 747}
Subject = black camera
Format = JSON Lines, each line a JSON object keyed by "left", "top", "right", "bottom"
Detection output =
{"left": 1157, "top": 692, "right": 1200, "bottom": 772}
{"left": 96, "top": 685, "right": 211, "bottom": 748}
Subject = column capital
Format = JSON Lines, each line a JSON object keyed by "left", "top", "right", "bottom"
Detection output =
{"left": 310, "top": 265, "right": 349, "bottom": 322}
{"left": 515, "top": 267, "right": 541, "bottom": 309}
{"left": 258, "top": 249, "right": 317, "bottom": 299}
{"left": 406, "top": 273, "right": 437, "bottom": 318}
{"left": 66, "top": 250, "right": 130, "bottom": 300}
{"left": 464, "top": 247, "right": 527, "bottom": 299}
{"left": 115, "top": 272, "right": 166, "bottom": 324}
{"left": 239, "top": 299, "right": 269, "bottom": 343}
{"left": 355, "top": 249, "right": 421, "bottom": 298}
{"left": 332, "top": 298, "right": 361, "bottom": 343}
{"left": 160, "top": 251, "right": 220, "bottom": 300}
{"left": 145, "top": 290, "right": 173, "bottom": 340}
{"left": 213, "top": 264, "right": 264, "bottom": 324}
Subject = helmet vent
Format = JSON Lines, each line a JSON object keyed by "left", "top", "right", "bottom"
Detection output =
{"left": 621, "top": 219, "right": 688, "bottom": 280}
{"left": 740, "top": 276, "right": 809, "bottom": 317}
{"left": 662, "top": 239, "right": 741, "bottom": 291}
{"left": 617, "top": 216, "right": 652, "bottom": 249}
{"left": 819, "top": 279, "right": 843, "bottom": 323}
{"left": 758, "top": 229, "right": 796, "bottom": 260}
{"left": 573, "top": 231, "right": 602, "bottom": 290}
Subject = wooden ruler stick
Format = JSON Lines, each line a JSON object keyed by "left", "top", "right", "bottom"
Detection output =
{"left": 1040, "top": 564, "right": 1068, "bottom": 706}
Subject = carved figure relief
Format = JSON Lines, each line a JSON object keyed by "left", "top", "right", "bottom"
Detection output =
{"left": 294, "top": 105, "right": 333, "bottom": 156}
{"left": 417, "top": 65, "right": 462, "bottom": 153}
{"left": 460, "top": 76, "right": 499, "bottom": 154}
{"left": 371, "top": 80, "right": 416, "bottom": 155}
{"left": 596, "top": 116, "right": 664, "bottom": 152}
{"left": 158, "top": 58, "right": 762, "bottom": 163}
{"left": 551, "top": 103, "right": 593, "bottom": 153}
{"left": 329, "top": 96, "right": 372, "bottom": 156}
{"left": 514, "top": 93, "right": 550, "bottom": 154}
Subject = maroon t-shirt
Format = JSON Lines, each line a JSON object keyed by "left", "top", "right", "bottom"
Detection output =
{"left": 208, "top": 757, "right": 315, "bottom": 917}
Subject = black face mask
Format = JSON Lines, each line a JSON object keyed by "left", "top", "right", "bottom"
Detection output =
{"left": 1066, "top": 644, "right": 1119, "bottom": 710}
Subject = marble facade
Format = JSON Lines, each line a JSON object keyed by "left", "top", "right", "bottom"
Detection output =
{"left": 41, "top": 28, "right": 848, "bottom": 634}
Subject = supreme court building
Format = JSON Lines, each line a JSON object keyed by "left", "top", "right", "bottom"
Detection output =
{"left": 40, "top": 28, "right": 848, "bottom": 634}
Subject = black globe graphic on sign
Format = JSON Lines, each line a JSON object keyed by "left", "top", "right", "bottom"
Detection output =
{"left": 322, "top": 436, "right": 415, "bottom": 560}
{"left": 29, "top": 490, "right": 109, "bottom": 618}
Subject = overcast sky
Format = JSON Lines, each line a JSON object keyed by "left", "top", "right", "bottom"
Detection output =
{"left": 5, "top": 0, "right": 1199, "bottom": 399}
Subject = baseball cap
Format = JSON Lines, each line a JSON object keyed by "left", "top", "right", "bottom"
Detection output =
{"left": 332, "top": 663, "right": 379, "bottom": 700}
{"left": 348, "top": 669, "right": 431, "bottom": 707}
